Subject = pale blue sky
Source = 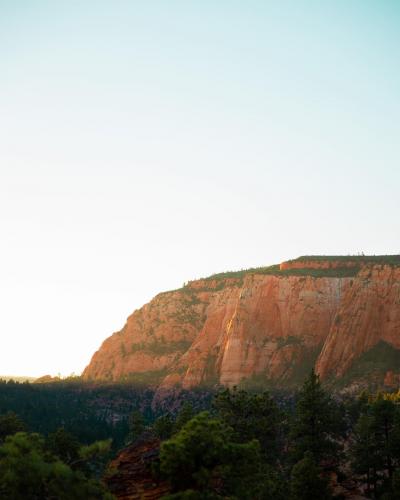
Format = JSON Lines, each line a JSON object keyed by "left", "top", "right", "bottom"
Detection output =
{"left": 0, "top": 1, "right": 399, "bottom": 376}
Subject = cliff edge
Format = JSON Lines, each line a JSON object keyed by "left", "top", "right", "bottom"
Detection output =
{"left": 83, "top": 256, "right": 400, "bottom": 391}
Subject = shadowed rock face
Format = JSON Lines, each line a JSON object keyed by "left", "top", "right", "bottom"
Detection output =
{"left": 83, "top": 257, "right": 400, "bottom": 391}
{"left": 105, "top": 433, "right": 170, "bottom": 500}
{"left": 315, "top": 265, "right": 400, "bottom": 379}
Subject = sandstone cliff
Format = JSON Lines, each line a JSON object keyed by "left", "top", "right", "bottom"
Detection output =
{"left": 83, "top": 256, "right": 400, "bottom": 390}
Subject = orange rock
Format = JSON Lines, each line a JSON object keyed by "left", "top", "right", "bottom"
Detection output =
{"left": 83, "top": 258, "right": 400, "bottom": 391}
{"left": 315, "top": 265, "right": 400, "bottom": 379}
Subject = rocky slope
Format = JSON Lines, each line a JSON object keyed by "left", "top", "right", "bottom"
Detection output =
{"left": 105, "top": 433, "right": 170, "bottom": 499}
{"left": 83, "top": 256, "right": 400, "bottom": 390}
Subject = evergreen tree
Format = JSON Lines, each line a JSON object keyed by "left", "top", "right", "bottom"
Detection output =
{"left": 290, "top": 452, "right": 331, "bottom": 500}
{"left": 154, "top": 414, "right": 175, "bottom": 440}
{"left": 371, "top": 397, "right": 397, "bottom": 480}
{"left": 0, "top": 412, "right": 26, "bottom": 442}
{"left": 351, "top": 414, "right": 380, "bottom": 496}
{"left": 174, "top": 401, "right": 195, "bottom": 433}
{"left": 45, "top": 428, "right": 80, "bottom": 466}
{"left": 290, "top": 369, "right": 344, "bottom": 464}
{"left": 0, "top": 432, "right": 113, "bottom": 499}
{"left": 213, "top": 387, "right": 283, "bottom": 463}
{"left": 159, "top": 411, "right": 260, "bottom": 498}
{"left": 351, "top": 396, "right": 400, "bottom": 497}
{"left": 128, "top": 410, "right": 145, "bottom": 442}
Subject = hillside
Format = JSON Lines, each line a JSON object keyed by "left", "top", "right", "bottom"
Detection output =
{"left": 83, "top": 256, "right": 400, "bottom": 393}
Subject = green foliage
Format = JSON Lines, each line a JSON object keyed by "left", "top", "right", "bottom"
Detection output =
{"left": 0, "top": 411, "right": 26, "bottom": 442}
{"left": 372, "top": 398, "right": 398, "bottom": 478}
{"left": 79, "top": 439, "right": 112, "bottom": 462}
{"left": 213, "top": 387, "right": 284, "bottom": 463}
{"left": 174, "top": 402, "right": 195, "bottom": 433}
{"left": 0, "top": 379, "right": 151, "bottom": 449}
{"left": 0, "top": 432, "right": 113, "bottom": 500}
{"left": 160, "top": 411, "right": 232, "bottom": 491}
{"left": 183, "top": 262, "right": 361, "bottom": 287}
{"left": 127, "top": 410, "right": 145, "bottom": 442}
{"left": 350, "top": 396, "right": 400, "bottom": 496}
{"left": 169, "top": 254, "right": 400, "bottom": 295}
{"left": 290, "top": 369, "right": 344, "bottom": 463}
{"left": 154, "top": 414, "right": 175, "bottom": 440}
{"left": 290, "top": 452, "right": 331, "bottom": 500}
{"left": 351, "top": 414, "right": 380, "bottom": 495}
{"left": 45, "top": 428, "right": 80, "bottom": 465}
{"left": 159, "top": 411, "right": 261, "bottom": 498}
{"left": 290, "top": 254, "right": 400, "bottom": 266}
{"left": 8, "top": 375, "right": 400, "bottom": 498}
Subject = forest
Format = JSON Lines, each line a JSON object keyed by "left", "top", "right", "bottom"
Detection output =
{"left": 2, "top": 373, "right": 400, "bottom": 499}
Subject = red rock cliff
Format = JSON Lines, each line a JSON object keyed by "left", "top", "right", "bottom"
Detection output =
{"left": 83, "top": 257, "right": 400, "bottom": 389}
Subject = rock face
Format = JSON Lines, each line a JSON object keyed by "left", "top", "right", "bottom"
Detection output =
{"left": 316, "top": 265, "right": 400, "bottom": 379}
{"left": 83, "top": 256, "right": 400, "bottom": 390}
{"left": 105, "top": 432, "right": 170, "bottom": 499}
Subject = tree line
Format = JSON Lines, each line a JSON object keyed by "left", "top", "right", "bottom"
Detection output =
{"left": 3, "top": 372, "right": 400, "bottom": 498}
{"left": 131, "top": 371, "right": 400, "bottom": 499}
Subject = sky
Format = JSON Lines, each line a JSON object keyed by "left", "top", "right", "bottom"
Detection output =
{"left": 0, "top": 1, "right": 399, "bottom": 377}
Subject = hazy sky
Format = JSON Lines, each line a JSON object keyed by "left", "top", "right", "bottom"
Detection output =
{"left": 1, "top": 1, "right": 399, "bottom": 376}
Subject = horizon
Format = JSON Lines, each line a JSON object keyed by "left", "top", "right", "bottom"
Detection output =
{"left": 3, "top": 251, "right": 400, "bottom": 379}
{"left": 1, "top": 1, "right": 399, "bottom": 377}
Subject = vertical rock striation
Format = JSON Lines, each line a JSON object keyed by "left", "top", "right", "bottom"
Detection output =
{"left": 83, "top": 257, "right": 400, "bottom": 390}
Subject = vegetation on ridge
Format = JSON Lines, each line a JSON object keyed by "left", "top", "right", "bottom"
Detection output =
{"left": 183, "top": 264, "right": 356, "bottom": 287}
{"left": 289, "top": 255, "right": 400, "bottom": 265}
{"left": 160, "top": 255, "right": 400, "bottom": 296}
{"left": 174, "top": 254, "right": 400, "bottom": 293}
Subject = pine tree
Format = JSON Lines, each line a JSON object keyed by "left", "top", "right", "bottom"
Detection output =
{"left": 351, "top": 414, "right": 380, "bottom": 496}
{"left": 159, "top": 411, "right": 260, "bottom": 498}
{"left": 0, "top": 412, "right": 26, "bottom": 442}
{"left": 153, "top": 414, "right": 175, "bottom": 440}
{"left": 290, "top": 369, "right": 344, "bottom": 464}
{"left": 350, "top": 396, "right": 400, "bottom": 497}
{"left": 290, "top": 452, "right": 331, "bottom": 500}
{"left": 174, "top": 402, "right": 195, "bottom": 433}
{"left": 213, "top": 387, "right": 283, "bottom": 463}
{"left": 371, "top": 397, "right": 397, "bottom": 480}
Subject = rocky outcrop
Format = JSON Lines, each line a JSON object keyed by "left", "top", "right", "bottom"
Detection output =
{"left": 105, "top": 433, "right": 170, "bottom": 499}
{"left": 83, "top": 278, "right": 241, "bottom": 383}
{"left": 83, "top": 257, "right": 400, "bottom": 390}
{"left": 169, "top": 274, "right": 350, "bottom": 389}
{"left": 315, "top": 265, "right": 400, "bottom": 379}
